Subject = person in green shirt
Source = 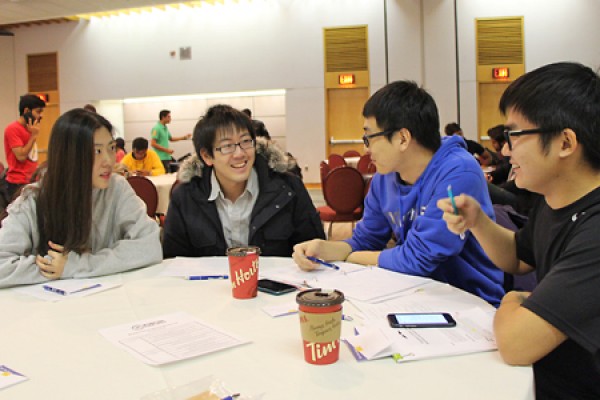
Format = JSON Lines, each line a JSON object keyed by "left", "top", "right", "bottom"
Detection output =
{"left": 150, "top": 109, "right": 191, "bottom": 171}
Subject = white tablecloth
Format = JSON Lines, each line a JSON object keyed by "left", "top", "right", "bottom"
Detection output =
{"left": 147, "top": 173, "right": 178, "bottom": 214}
{"left": 0, "top": 258, "right": 533, "bottom": 400}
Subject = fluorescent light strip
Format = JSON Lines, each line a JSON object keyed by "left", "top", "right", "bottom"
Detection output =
{"left": 123, "top": 89, "right": 285, "bottom": 104}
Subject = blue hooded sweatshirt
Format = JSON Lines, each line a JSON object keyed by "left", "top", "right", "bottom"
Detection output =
{"left": 346, "top": 135, "right": 504, "bottom": 306}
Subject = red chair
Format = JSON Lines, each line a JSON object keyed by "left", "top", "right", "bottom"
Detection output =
{"left": 343, "top": 150, "right": 361, "bottom": 157}
{"left": 320, "top": 161, "right": 330, "bottom": 184}
{"left": 127, "top": 176, "right": 159, "bottom": 219}
{"left": 357, "top": 153, "right": 376, "bottom": 174}
{"left": 317, "top": 166, "right": 365, "bottom": 238}
{"left": 327, "top": 153, "right": 347, "bottom": 169}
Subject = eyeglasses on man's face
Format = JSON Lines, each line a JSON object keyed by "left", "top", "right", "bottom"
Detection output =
{"left": 215, "top": 138, "right": 255, "bottom": 155}
{"left": 362, "top": 130, "right": 394, "bottom": 148}
{"left": 502, "top": 128, "right": 555, "bottom": 151}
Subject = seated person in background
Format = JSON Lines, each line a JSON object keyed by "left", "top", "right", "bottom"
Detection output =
{"left": 486, "top": 124, "right": 511, "bottom": 185}
{"left": 0, "top": 108, "right": 162, "bottom": 288}
{"left": 162, "top": 104, "right": 325, "bottom": 258}
{"left": 292, "top": 81, "right": 504, "bottom": 307}
{"left": 115, "top": 137, "right": 126, "bottom": 163}
{"left": 437, "top": 62, "right": 600, "bottom": 399}
{"left": 120, "top": 137, "right": 165, "bottom": 176}
{"left": 444, "top": 122, "right": 494, "bottom": 166}
{"left": 242, "top": 109, "right": 303, "bottom": 180}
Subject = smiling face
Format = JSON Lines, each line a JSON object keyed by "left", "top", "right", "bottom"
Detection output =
{"left": 504, "top": 108, "right": 561, "bottom": 195}
{"left": 200, "top": 127, "right": 256, "bottom": 200}
{"left": 92, "top": 127, "right": 116, "bottom": 189}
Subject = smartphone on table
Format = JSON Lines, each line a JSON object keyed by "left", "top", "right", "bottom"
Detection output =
{"left": 387, "top": 312, "right": 456, "bottom": 328}
{"left": 257, "top": 279, "right": 297, "bottom": 296}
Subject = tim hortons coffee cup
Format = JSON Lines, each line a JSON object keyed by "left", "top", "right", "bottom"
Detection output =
{"left": 226, "top": 246, "right": 260, "bottom": 299}
{"left": 296, "top": 289, "right": 345, "bottom": 365}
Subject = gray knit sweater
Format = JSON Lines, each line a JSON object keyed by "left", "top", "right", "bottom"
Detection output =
{"left": 0, "top": 174, "right": 162, "bottom": 288}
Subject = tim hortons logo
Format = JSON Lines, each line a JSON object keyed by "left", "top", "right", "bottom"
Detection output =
{"left": 232, "top": 259, "right": 258, "bottom": 288}
{"left": 305, "top": 340, "right": 338, "bottom": 362}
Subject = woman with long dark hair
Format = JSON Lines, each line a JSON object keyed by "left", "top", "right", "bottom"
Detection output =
{"left": 0, "top": 108, "right": 162, "bottom": 288}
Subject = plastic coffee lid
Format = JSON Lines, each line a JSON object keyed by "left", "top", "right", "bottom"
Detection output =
{"left": 226, "top": 246, "right": 261, "bottom": 256}
{"left": 296, "top": 288, "right": 344, "bottom": 307}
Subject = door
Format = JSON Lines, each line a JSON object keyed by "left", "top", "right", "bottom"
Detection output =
{"left": 478, "top": 82, "right": 510, "bottom": 149}
{"left": 326, "top": 87, "right": 369, "bottom": 156}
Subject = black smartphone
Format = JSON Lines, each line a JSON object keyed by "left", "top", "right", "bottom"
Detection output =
{"left": 23, "top": 111, "right": 34, "bottom": 125}
{"left": 387, "top": 312, "right": 456, "bottom": 328}
{"left": 257, "top": 279, "right": 297, "bottom": 296}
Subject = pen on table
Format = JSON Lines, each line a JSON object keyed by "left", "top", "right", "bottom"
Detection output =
{"left": 305, "top": 256, "right": 341, "bottom": 271}
{"left": 446, "top": 185, "right": 466, "bottom": 240}
{"left": 43, "top": 283, "right": 102, "bottom": 296}
{"left": 187, "top": 275, "right": 229, "bottom": 281}
{"left": 221, "top": 394, "right": 240, "bottom": 400}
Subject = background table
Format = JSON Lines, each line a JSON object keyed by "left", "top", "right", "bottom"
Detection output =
{"left": 0, "top": 258, "right": 533, "bottom": 399}
{"left": 147, "top": 173, "right": 178, "bottom": 214}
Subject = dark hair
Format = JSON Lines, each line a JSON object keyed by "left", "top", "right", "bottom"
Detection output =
{"left": 444, "top": 122, "right": 462, "bottom": 136}
{"left": 241, "top": 108, "right": 252, "bottom": 117}
{"left": 19, "top": 94, "right": 46, "bottom": 116}
{"left": 362, "top": 81, "right": 441, "bottom": 152}
{"left": 499, "top": 62, "right": 600, "bottom": 168}
{"left": 193, "top": 105, "right": 255, "bottom": 158}
{"left": 487, "top": 124, "right": 506, "bottom": 145}
{"left": 159, "top": 110, "right": 170, "bottom": 120}
{"left": 36, "top": 108, "right": 113, "bottom": 255}
{"left": 132, "top": 137, "right": 148, "bottom": 151}
{"left": 83, "top": 104, "right": 97, "bottom": 113}
{"left": 115, "top": 137, "right": 126, "bottom": 151}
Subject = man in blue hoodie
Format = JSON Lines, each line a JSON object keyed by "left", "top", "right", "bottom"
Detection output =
{"left": 293, "top": 80, "right": 504, "bottom": 306}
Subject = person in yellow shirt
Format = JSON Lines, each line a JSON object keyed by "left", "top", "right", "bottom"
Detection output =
{"left": 120, "top": 137, "right": 165, "bottom": 176}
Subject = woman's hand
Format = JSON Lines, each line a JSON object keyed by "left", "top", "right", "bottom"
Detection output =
{"left": 36, "top": 241, "right": 68, "bottom": 279}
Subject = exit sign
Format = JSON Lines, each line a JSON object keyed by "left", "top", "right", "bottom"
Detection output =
{"left": 338, "top": 74, "right": 355, "bottom": 85}
{"left": 492, "top": 67, "right": 509, "bottom": 79}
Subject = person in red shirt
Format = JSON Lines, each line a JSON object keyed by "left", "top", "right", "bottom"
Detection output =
{"left": 3, "top": 94, "right": 46, "bottom": 199}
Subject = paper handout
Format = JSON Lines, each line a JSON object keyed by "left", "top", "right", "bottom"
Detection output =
{"left": 13, "top": 276, "right": 122, "bottom": 301}
{"left": 99, "top": 311, "right": 250, "bottom": 366}
{"left": 0, "top": 365, "right": 28, "bottom": 390}
{"left": 343, "top": 308, "right": 496, "bottom": 362}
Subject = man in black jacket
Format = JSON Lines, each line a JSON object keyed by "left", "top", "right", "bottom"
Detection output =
{"left": 162, "top": 104, "right": 325, "bottom": 258}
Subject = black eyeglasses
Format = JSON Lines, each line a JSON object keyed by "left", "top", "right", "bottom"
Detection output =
{"left": 215, "top": 138, "right": 255, "bottom": 155}
{"left": 503, "top": 128, "right": 555, "bottom": 150}
{"left": 362, "top": 130, "right": 394, "bottom": 147}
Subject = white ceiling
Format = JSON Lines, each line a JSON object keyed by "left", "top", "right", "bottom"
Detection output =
{"left": 0, "top": 0, "right": 184, "bottom": 26}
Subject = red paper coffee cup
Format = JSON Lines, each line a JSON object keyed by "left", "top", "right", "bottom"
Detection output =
{"left": 296, "top": 289, "right": 345, "bottom": 365}
{"left": 227, "top": 246, "right": 260, "bottom": 299}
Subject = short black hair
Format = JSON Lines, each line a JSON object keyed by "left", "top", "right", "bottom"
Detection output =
{"left": 444, "top": 122, "right": 462, "bottom": 136}
{"left": 499, "top": 62, "right": 600, "bottom": 169}
{"left": 115, "top": 137, "right": 126, "bottom": 151}
{"left": 19, "top": 94, "right": 46, "bottom": 115}
{"left": 159, "top": 110, "right": 170, "bottom": 120}
{"left": 241, "top": 108, "right": 252, "bottom": 117}
{"left": 487, "top": 124, "right": 506, "bottom": 145}
{"left": 193, "top": 105, "right": 255, "bottom": 158}
{"left": 362, "top": 81, "right": 441, "bottom": 152}
{"left": 132, "top": 137, "right": 149, "bottom": 151}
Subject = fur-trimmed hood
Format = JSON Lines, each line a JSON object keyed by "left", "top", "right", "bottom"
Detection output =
{"left": 177, "top": 137, "right": 298, "bottom": 183}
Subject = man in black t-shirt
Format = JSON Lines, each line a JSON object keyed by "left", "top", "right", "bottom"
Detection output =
{"left": 438, "top": 62, "right": 600, "bottom": 399}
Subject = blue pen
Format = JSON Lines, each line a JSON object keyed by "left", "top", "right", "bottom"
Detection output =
{"left": 447, "top": 185, "right": 466, "bottom": 240}
{"left": 221, "top": 394, "right": 240, "bottom": 400}
{"left": 187, "top": 275, "right": 229, "bottom": 280}
{"left": 43, "top": 283, "right": 102, "bottom": 296}
{"left": 306, "top": 256, "right": 341, "bottom": 271}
